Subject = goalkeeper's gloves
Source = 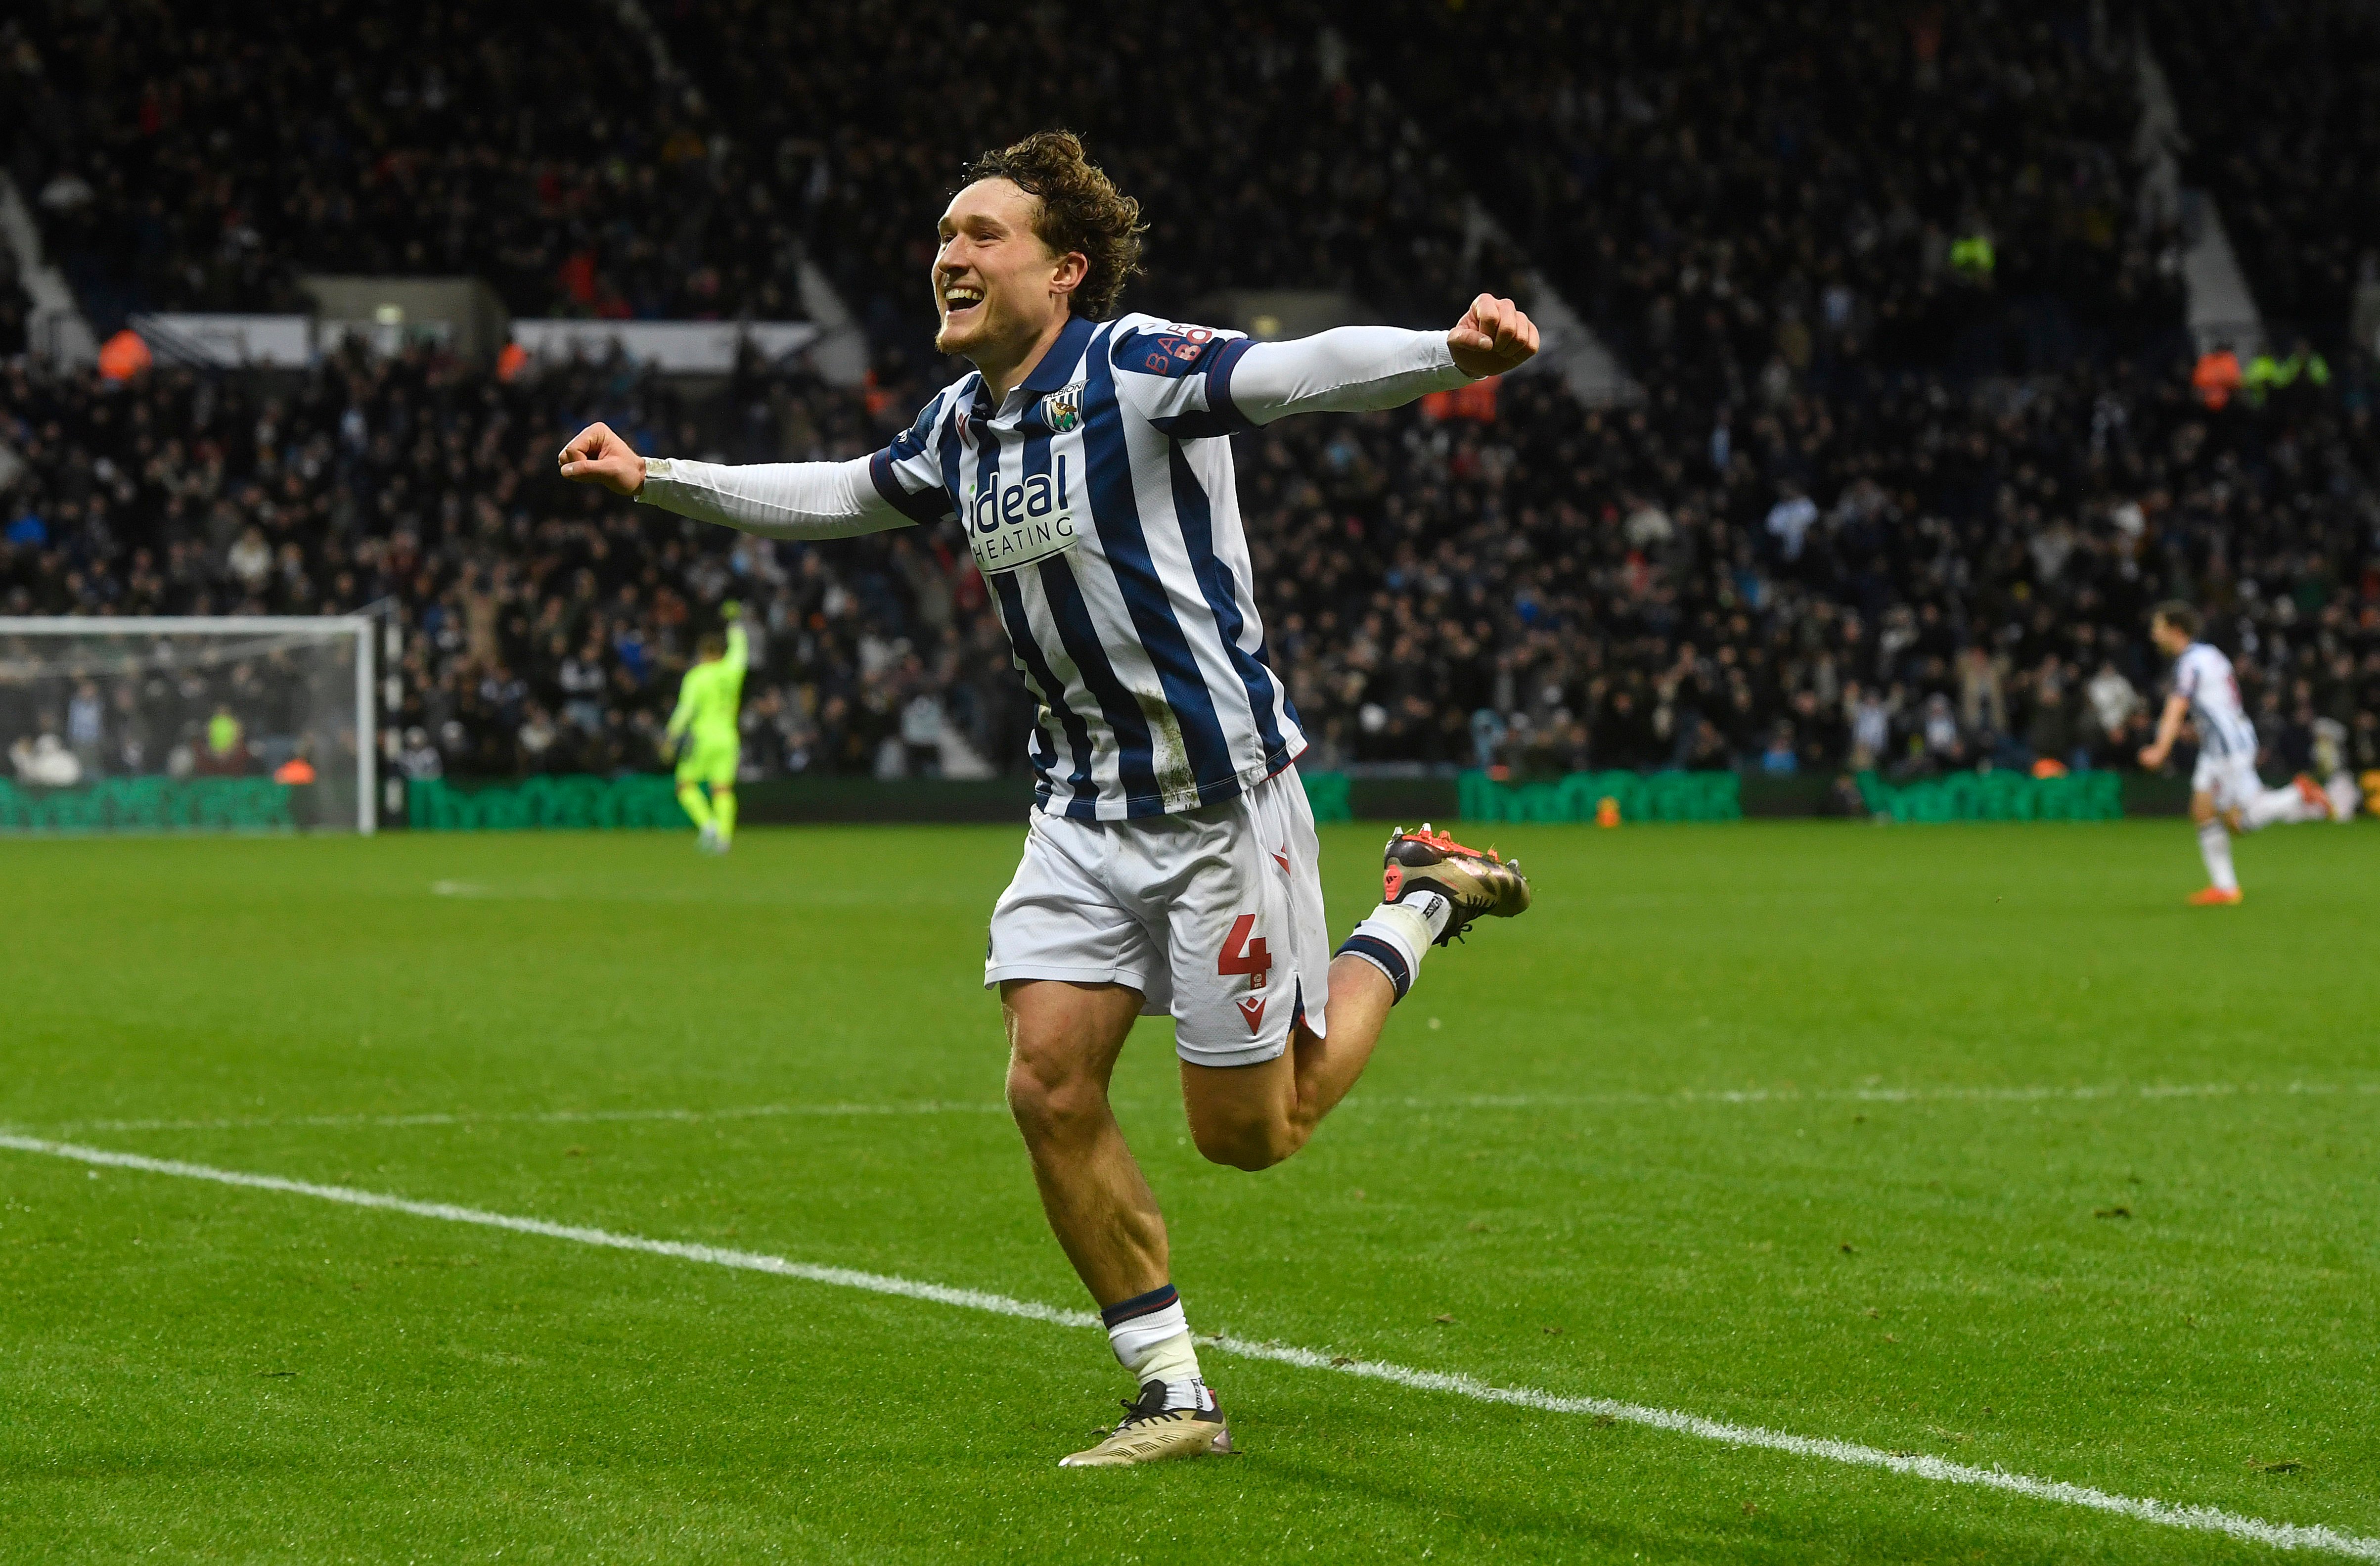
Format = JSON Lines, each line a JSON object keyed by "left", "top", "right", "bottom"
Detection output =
{"left": 721, "top": 599, "right": 742, "bottom": 623}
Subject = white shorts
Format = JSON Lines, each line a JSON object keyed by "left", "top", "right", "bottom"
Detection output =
{"left": 984, "top": 766, "right": 1331, "bottom": 1068}
{"left": 2193, "top": 749, "right": 2264, "bottom": 814}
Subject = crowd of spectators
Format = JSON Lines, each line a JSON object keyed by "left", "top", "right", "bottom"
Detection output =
{"left": 1, "top": 0, "right": 795, "bottom": 328}
{"left": 658, "top": 0, "right": 1534, "bottom": 366}
{"left": 1249, "top": 349, "right": 2380, "bottom": 785}
{"left": 1360, "top": 0, "right": 2186, "bottom": 396}
{"left": 2147, "top": 0, "right": 2380, "bottom": 345}
{"left": 0, "top": 346, "right": 1039, "bottom": 784}
{"left": 0, "top": 0, "right": 2195, "bottom": 376}
{"left": 5, "top": 335, "right": 2376, "bottom": 793}
{"left": 0, "top": 639, "right": 344, "bottom": 789}
{"left": 2, "top": 1, "right": 2376, "bottom": 799}
{"left": 2, "top": 0, "right": 1541, "bottom": 356}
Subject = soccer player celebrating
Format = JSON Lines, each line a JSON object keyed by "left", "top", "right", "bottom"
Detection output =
{"left": 666, "top": 602, "right": 747, "bottom": 853}
{"left": 2137, "top": 600, "right": 2335, "bottom": 904}
{"left": 561, "top": 130, "right": 1534, "bottom": 1465}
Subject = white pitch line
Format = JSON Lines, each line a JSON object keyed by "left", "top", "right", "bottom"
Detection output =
{"left": 5, "top": 1132, "right": 2373, "bottom": 1562}
{"left": 46, "top": 1102, "right": 1012, "bottom": 1135}
{"left": 0, "top": 1133, "right": 1093, "bottom": 1327}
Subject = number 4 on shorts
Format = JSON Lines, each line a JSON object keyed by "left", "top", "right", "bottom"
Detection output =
{"left": 1218, "top": 913, "right": 1271, "bottom": 989}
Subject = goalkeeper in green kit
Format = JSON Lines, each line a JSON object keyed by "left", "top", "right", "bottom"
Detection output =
{"left": 666, "top": 602, "right": 746, "bottom": 853}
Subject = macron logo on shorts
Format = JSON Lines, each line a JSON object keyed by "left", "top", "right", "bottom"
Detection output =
{"left": 1236, "top": 996, "right": 1267, "bottom": 1034}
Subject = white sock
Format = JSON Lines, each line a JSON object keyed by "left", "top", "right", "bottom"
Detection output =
{"left": 1101, "top": 1286, "right": 1208, "bottom": 1408}
{"left": 2326, "top": 772, "right": 2360, "bottom": 822}
{"left": 2243, "top": 783, "right": 2321, "bottom": 829}
{"left": 1146, "top": 1348, "right": 1212, "bottom": 1410}
{"left": 1336, "top": 891, "right": 1448, "bottom": 1002}
{"left": 2197, "top": 819, "right": 2238, "bottom": 892}
{"left": 1400, "top": 888, "right": 1455, "bottom": 940}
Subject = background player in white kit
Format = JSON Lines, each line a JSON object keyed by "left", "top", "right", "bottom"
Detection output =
{"left": 558, "top": 131, "right": 1535, "bottom": 1464}
{"left": 2137, "top": 600, "right": 2344, "bottom": 905}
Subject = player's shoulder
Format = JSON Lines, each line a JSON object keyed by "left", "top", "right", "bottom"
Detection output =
{"left": 1106, "top": 313, "right": 1247, "bottom": 379}
{"left": 923, "top": 370, "right": 983, "bottom": 423}
{"left": 890, "top": 372, "right": 980, "bottom": 450}
{"left": 2172, "top": 641, "right": 2229, "bottom": 691}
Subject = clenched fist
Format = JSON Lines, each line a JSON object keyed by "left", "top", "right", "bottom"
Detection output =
{"left": 557, "top": 422, "right": 648, "bottom": 496}
{"left": 1447, "top": 294, "right": 1541, "bottom": 379}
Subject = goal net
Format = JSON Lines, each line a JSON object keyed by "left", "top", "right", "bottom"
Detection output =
{"left": 0, "top": 616, "right": 377, "bottom": 833}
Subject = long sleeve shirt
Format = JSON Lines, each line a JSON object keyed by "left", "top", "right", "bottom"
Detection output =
{"left": 637, "top": 315, "right": 1475, "bottom": 818}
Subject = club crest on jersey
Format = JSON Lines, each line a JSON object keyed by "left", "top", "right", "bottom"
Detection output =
{"left": 1040, "top": 381, "right": 1084, "bottom": 433}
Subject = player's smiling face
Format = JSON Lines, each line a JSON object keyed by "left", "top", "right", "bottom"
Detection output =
{"left": 932, "top": 179, "right": 1083, "bottom": 366}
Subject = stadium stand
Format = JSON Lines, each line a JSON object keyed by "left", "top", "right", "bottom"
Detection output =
{"left": 5, "top": 334, "right": 2375, "bottom": 787}
{"left": 1358, "top": 0, "right": 2187, "bottom": 393}
{"left": 0, "top": 0, "right": 792, "bottom": 328}
{"left": 658, "top": 0, "right": 1535, "bottom": 358}
{"left": 2146, "top": 0, "right": 2380, "bottom": 348}
{"left": 0, "top": 345, "right": 1028, "bottom": 781}
{"left": 1, "top": 1, "right": 2375, "bottom": 801}
{"left": 0, "top": 247, "right": 32, "bottom": 359}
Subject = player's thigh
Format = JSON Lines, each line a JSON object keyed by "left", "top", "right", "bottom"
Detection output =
{"left": 675, "top": 742, "right": 728, "bottom": 789}
{"left": 2196, "top": 753, "right": 2260, "bottom": 818}
{"left": 1178, "top": 1048, "right": 1299, "bottom": 1165}
{"left": 1000, "top": 978, "right": 1145, "bottom": 1130}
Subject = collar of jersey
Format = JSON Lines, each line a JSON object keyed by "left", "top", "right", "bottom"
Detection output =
{"left": 972, "top": 314, "right": 1100, "bottom": 422}
{"left": 1023, "top": 314, "right": 1098, "bottom": 394}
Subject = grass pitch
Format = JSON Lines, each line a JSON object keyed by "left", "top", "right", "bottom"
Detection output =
{"left": 2, "top": 817, "right": 2375, "bottom": 1564}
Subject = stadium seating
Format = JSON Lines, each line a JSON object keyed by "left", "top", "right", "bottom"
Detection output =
{"left": 0, "top": 0, "right": 791, "bottom": 327}
{"left": 0, "top": 249, "right": 31, "bottom": 358}
{"left": 650, "top": 0, "right": 1532, "bottom": 359}
{"left": 5, "top": 333, "right": 2375, "bottom": 787}
{"left": 1248, "top": 349, "right": 2380, "bottom": 780}
{"left": 1, "top": 0, "right": 2375, "bottom": 798}
{"left": 2145, "top": 0, "right": 2380, "bottom": 346}
{"left": 1355, "top": 0, "right": 2187, "bottom": 391}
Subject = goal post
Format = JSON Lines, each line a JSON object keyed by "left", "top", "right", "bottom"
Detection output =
{"left": 0, "top": 616, "right": 378, "bottom": 834}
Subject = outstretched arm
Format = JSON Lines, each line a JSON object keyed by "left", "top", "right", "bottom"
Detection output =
{"left": 665, "top": 678, "right": 695, "bottom": 744}
{"left": 2138, "top": 692, "right": 2190, "bottom": 769}
{"left": 558, "top": 422, "right": 913, "bottom": 541}
{"left": 1225, "top": 294, "right": 1541, "bottom": 426}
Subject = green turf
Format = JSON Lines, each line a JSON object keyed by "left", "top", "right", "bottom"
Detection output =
{"left": 2, "top": 818, "right": 2375, "bottom": 1564}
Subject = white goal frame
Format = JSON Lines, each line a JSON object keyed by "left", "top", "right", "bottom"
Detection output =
{"left": 0, "top": 615, "right": 377, "bottom": 834}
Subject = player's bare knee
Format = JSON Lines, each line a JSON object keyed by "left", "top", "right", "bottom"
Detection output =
{"left": 1004, "top": 1054, "right": 1104, "bottom": 1146}
{"left": 1189, "top": 1115, "right": 1301, "bottom": 1172}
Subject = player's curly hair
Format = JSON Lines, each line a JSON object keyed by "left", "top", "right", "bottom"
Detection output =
{"left": 963, "top": 130, "right": 1146, "bottom": 320}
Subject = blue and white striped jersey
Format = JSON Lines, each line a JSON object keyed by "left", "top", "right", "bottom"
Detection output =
{"left": 637, "top": 313, "right": 1470, "bottom": 819}
{"left": 867, "top": 313, "right": 1457, "bottom": 819}
{"left": 2173, "top": 641, "right": 2258, "bottom": 759}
